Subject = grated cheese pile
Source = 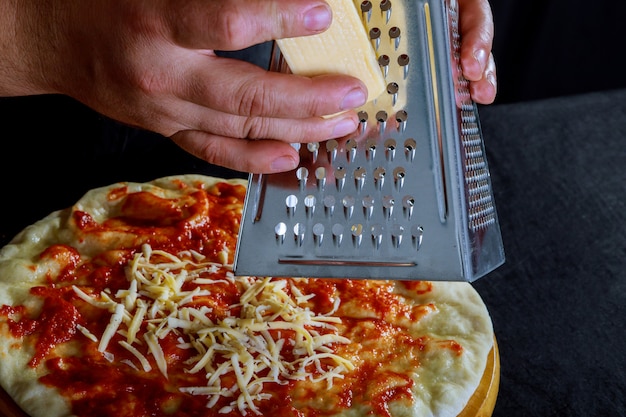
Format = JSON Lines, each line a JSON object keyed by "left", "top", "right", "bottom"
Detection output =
{"left": 72, "top": 244, "right": 354, "bottom": 415}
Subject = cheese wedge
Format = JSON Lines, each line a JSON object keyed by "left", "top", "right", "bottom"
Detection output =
{"left": 276, "top": 0, "right": 386, "bottom": 103}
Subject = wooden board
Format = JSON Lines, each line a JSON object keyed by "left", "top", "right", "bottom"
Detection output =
{"left": 0, "top": 383, "right": 23, "bottom": 417}
{"left": 458, "top": 337, "right": 501, "bottom": 417}
{"left": 0, "top": 338, "right": 500, "bottom": 417}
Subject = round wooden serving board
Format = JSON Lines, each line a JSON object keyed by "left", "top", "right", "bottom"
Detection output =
{"left": 458, "top": 337, "right": 500, "bottom": 417}
{"left": 0, "top": 338, "right": 500, "bottom": 417}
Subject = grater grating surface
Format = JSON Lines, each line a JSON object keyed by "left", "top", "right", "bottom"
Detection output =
{"left": 234, "top": 0, "right": 504, "bottom": 281}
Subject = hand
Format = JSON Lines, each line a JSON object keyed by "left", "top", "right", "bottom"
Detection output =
{"left": 1, "top": 0, "right": 496, "bottom": 174}
{"left": 1, "top": 0, "right": 367, "bottom": 173}
{"left": 458, "top": 0, "right": 497, "bottom": 104}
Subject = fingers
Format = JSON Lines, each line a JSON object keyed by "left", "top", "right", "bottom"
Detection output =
{"left": 458, "top": 0, "right": 494, "bottom": 80}
{"left": 170, "top": 131, "right": 302, "bottom": 173}
{"left": 89, "top": 44, "right": 365, "bottom": 141}
{"left": 468, "top": 51, "right": 496, "bottom": 104}
{"left": 458, "top": 0, "right": 497, "bottom": 103}
{"left": 179, "top": 55, "right": 368, "bottom": 121}
{"left": 165, "top": 0, "right": 333, "bottom": 50}
{"left": 168, "top": 99, "right": 360, "bottom": 143}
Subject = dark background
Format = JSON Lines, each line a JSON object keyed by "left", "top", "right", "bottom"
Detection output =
{"left": 1, "top": 1, "right": 625, "bottom": 417}
{"left": 2, "top": 0, "right": 625, "bottom": 241}
{"left": 490, "top": 0, "right": 626, "bottom": 104}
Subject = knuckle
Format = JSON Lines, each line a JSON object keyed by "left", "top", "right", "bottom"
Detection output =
{"left": 201, "top": 140, "right": 258, "bottom": 172}
{"left": 241, "top": 116, "right": 272, "bottom": 140}
{"left": 198, "top": 139, "right": 232, "bottom": 166}
{"left": 128, "top": 65, "right": 167, "bottom": 97}
{"left": 214, "top": 9, "right": 248, "bottom": 49}
{"left": 236, "top": 81, "right": 274, "bottom": 117}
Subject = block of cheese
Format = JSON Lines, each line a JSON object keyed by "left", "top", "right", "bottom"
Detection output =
{"left": 276, "top": 0, "right": 386, "bottom": 103}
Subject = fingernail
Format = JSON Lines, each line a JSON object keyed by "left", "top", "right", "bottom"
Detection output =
{"left": 271, "top": 156, "right": 298, "bottom": 172}
{"left": 473, "top": 49, "right": 488, "bottom": 71}
{"left": 304, "top": 4, "right": 332, "bottom": 32}
{"left": 332, "top": 117, "right": 358, "bottom": 137}
{"left": 341, "top": 87, "right": 367, "bottom": 110}
{"left": 486, "top": 71, "right": 497, "bottom": 90}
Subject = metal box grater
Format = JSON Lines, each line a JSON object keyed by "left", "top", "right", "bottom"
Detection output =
{"left": 233, "top": 0, "right": 505, "bottom": 281}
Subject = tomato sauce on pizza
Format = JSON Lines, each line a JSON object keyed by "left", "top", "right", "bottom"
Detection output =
{"left": 0, "top": 175, "right": 494, "bottom": 417}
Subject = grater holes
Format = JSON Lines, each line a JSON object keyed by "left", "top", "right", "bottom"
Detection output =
{"left": 342, "top": 195, "right": 356, "bottom": 219}
{"left": 304, "top": 194, "right": 316, "bottom": 217}
{"left": 393, "top": 167, "right": 405, "bottom": 190}
{"left": 380, "top": 0, "right": 392, "bottom": 23}
{"left": 460, "top": 102, "right": 475, "bottom": 112}
{"left": 389, "top": 26, "right": 401, "bottom": 50}
{"left": 332, "top": 223, "right": 344, "bottom": 247}
{"left": 369, "top": 27, "right": 381, "bottom": 50}
{"left": 275, "top": 222, "right": 287, "bottom": 244}
{"left": 404, "top": 138, "right": 416, "bottom": 161}
{"left": 411, "top": 225, "right": 424, "bottom": 250}
{"left": 315, "top": 166, "right": 326, "bottom": 189}
{"left": 387, "top": 82, "right": 399, "bottom": 106}
{"left": 467, "top": 178, "right": 490, "bottom": 194}
{"left": 390, "top": 224, "right": 404, "bottom": 248}
{"left": 376, "top": 110, "right": 388, "bottom": 133}
{"left": 351, "top": 224, "right": 364, "bottom": 248}
{"left": 398, "top": 54, "right": 410, "bottom": 79}
{"left": 271, "top": 4, "right": 446, "bottom": 253}
{"left": 384, "top": 139, "right": 396, "bottom": 161}
{"left": 402, "top": 195, "right": 415, "bottom": 219}
{"left": 396, "top": 110, "right": 408, "bottom": 132}
{"left": 465, "top": 156, "right": 486, "bottom": 172}
{"left": 371, "top": 224, "right": 384, "bottom": 249}
{"left": 296, "top": 167, "right": 308, "bottom": 189}
{"left": 346, "top": 139, "right": 358, "bottom": 162}
{"left": 335, "top": 166, "right": 346, "bottom": 191}
{"left": 460, "top": 109, "right": 476, "bottom": 123}
{"left": 326, "top": 139, "right": 338, "bottom": 163}
{"left": 365, "top": 138, "right": 377, "bottom": 161}
{"left": 353, "top": 166, "right": 367, "bottom": 191}
{"left": 461, "top": 121, "right": 480, "bottom": 136}
{"left": 357, "top": 111, "right": 369, "bottom": 133}
{"left": 274, "top": 201, "right": 426, "bottom": 251}
{"left": 324, "top": 195, "right": 335, "bottom": 217}
{"left": 382, "top": 195, "right": 394, "bottom": 219}
{"left": 373, "top": 167, "right": 386, "bottom": 189}
{"left": 312, "top": 223, "right": 324, "bottom": 246}
{"left": 307, "top": 142, "right": 319, "bottom": 163}
{"left": 469, "top": 203, "right": 496, "bottom": 230}
{"left": 286, "top": 194, "right": 298, "bottom": 216}
{"left": 276, "top": 221, "right": 427, "bottom": 250}
{"left": 468, "top": 189, "right": 493, "bottom": 209}
{"left": 294, "top": 223, "right": 305, "bottom": 246}
{"left": 362, "top": 195, "right": 375, "bottom": 220}
{"left": 360, "top": 0, "right": 373, "bottom": 22}
{"left": 462, "top": 134, "right": 481, "bottom": 147}
{"left": 466, "top": 176, "right": 496, "bottom": 231}
{"left": 378, "top": 54, "right": 390, "bottom": 77}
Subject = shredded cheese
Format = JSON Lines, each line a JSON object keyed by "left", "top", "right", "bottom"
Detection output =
{"left": 98, "top": 303, "right": 124, "bottom": 353}
{"left": 119, "top": 340, "right": 152, "bottom": 372}
{"left": 71, "top": 243, "right": 353, "bottom": 415}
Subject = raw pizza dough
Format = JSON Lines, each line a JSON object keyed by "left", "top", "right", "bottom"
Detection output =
{"left": 0, "top": 175, "right": 493, "bottom": 417}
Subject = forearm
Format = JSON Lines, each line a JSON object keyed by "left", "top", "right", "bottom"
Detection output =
{"left": 0, "top": 0, "right": 61, "bottom": 96}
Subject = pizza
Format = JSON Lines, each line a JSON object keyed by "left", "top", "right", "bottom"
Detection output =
{"left": 0, "top": 174, "right": 495, "bottom": 417}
